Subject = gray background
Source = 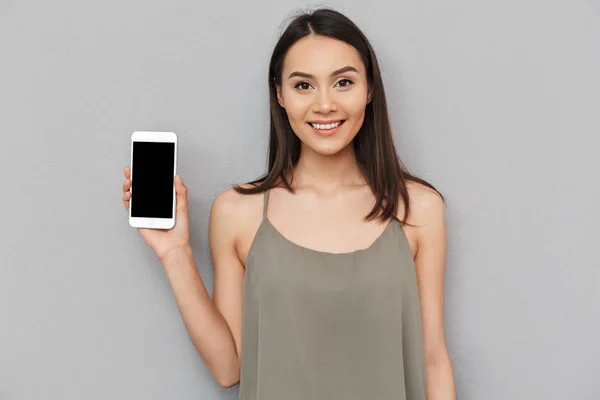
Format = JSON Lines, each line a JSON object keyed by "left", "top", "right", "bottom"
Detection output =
{"left": 1, "top": 0, "right": 598, "bottom": 399}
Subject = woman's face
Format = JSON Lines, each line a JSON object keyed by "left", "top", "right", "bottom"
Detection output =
{"left": 276, "top": 35, "right": 372, "bottom": 156}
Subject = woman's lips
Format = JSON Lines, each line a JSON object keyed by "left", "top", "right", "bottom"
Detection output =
{"left": 308, "top": 120, "right": 346, "bottom": 136}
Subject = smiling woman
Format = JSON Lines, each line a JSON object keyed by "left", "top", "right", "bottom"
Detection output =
{"left": 122, "top": 6, "right": 455, "bottom": 400}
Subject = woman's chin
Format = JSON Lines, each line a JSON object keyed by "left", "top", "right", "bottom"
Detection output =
{"left": 303, "top": 138, "right": 353, "bottom": 157}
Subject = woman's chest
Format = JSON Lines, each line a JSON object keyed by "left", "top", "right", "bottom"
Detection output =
{"left": 237, "top": 216, "right": 418, "bottom": 268}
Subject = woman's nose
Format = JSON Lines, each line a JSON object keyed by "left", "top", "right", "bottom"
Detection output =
{"left": 313, "top": 89, "right": 336, "bottom": 113}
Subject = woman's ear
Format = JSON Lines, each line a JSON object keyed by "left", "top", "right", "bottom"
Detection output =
{"left": 367, "top": 87, "right": 373, "bottom": 104}
{"left": 276, "top": 84, "right": 284, "bottom": 108}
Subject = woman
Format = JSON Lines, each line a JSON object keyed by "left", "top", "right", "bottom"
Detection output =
{"left": 122, "top": 7, "right": 455, "bottom": 400}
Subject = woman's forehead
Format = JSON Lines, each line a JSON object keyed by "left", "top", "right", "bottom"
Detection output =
{"left": 282, "top": 36, "right": 364, "bottom": 76}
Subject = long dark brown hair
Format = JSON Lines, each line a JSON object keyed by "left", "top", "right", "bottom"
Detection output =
{"left": 234, "top": 7, "right": 444, "bottom": 226}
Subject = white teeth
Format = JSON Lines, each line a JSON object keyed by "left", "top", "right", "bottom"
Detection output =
{"left": 310, "top": 121, "right": 341, "bottom": 130}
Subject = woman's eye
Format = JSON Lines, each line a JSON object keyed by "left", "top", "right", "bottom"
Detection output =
{"left": 294, "top": 82, "right": 312, "bottom": 90}
{"left": 336, "top": 79, "right": 354, "bottom": 88}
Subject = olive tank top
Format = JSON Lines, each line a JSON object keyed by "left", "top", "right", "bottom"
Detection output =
{"left": 238, "top": 189, "right": 427, "bottom": 400}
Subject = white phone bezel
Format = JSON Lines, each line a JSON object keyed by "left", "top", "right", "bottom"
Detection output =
{"left": 128, "top": 131, "right": 178, "bottom": 229}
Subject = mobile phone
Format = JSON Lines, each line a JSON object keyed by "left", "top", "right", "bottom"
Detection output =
{"left": 128, "top": 131, "right": 178, "bottom": 229}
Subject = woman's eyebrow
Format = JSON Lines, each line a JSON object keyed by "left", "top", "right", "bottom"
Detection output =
{"left": 288, "top": 65, "right": 359, "bottom": 80}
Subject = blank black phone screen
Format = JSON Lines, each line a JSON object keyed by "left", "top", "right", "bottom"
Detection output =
{"left": 131, "top": 141, "right": 175, "bottom": 218}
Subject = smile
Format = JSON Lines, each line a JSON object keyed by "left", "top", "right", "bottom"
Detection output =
{"left": 308, "top": 120, "right": 344, "bottom": 130}
{"left": 307, "top": 120, "right": 346, "bottom": 136}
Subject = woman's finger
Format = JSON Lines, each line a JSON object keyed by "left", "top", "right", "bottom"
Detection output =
{"left": 123, "top": 179, "right": 130, "bottom": 193}
{"left": 123, "top": 192, "right": 130, "bottom": 211}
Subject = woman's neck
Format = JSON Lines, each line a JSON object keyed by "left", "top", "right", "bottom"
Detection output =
{"left": 291, "top": 143, "right": 367, "bottom": 191}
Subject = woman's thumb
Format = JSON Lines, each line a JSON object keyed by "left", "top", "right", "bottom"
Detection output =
{"left": 174, "top": 175, "right": 188, "bottom": 212}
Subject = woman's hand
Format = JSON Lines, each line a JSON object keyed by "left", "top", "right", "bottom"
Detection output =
{"left": 122, "top": 166, "right": 191, "bottom": 262}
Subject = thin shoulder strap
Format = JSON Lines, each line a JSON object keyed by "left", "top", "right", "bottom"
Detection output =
{"left": 262, "top": 189, "right": 269, "bottom": 220}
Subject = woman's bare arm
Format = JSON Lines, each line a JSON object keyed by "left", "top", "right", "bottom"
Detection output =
{"left": 160, "top": 189, "right": 246, "bottom": 388}
{"left": 410, "top": 183, "right": 456, "bottom": 399}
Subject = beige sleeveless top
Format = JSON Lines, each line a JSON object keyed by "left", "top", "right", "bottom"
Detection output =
{"left": 239, "top": 189, "right": 426, "bottom": 400}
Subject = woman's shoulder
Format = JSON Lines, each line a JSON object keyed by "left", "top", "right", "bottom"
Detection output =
{"left": 400, "top": 179, "right": 444, "bottom": 224}
{"left": 210, "top": 184, "right": 265, "bottom": 227}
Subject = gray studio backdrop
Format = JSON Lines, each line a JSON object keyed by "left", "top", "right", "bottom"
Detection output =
{"left": 1, "top": 0, "right": 598, "bottom": 399}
